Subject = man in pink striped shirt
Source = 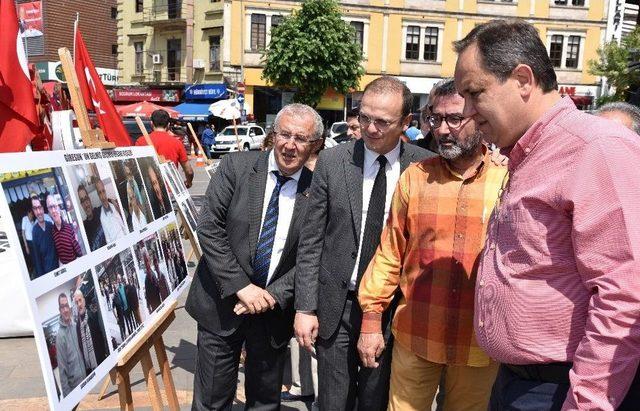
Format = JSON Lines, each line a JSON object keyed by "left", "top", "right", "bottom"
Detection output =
{"left": 454, "top": 19, "right": 640, "bottom": 410}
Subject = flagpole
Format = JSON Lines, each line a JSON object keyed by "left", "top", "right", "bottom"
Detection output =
{"left": 73, "top": 12, "right": 79, "bottom": 62}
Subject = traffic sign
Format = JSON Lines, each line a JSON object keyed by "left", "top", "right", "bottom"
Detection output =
{"left": 237, "top": 94, "right": 245, "bottom": 104}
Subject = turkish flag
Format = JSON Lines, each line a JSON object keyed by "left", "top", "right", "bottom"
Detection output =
{"left": 74, "top": 29, "right": 131, "bottom": 146}
{"left": 0, "top": 0, "right": 39, "bottom": 152}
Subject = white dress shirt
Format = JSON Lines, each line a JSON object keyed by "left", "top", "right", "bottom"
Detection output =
{"left": 258, "top": 151, "right": 303, "bottom": 285}
{"left": 100, "top": 203, "right": 127, "bottom": 243}
{"left": 350, "top": 140, "right": 402, "bottom": 289}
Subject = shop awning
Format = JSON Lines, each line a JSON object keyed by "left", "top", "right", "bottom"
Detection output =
{"left": 174, "top": 102, "right": 212, "bottom": 121}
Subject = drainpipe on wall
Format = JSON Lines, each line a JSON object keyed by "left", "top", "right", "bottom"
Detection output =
{"left": 185, "top": 0, "right": 194, "bottom": 83}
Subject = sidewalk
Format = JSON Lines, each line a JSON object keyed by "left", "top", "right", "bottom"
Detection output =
{"left": 0, "top": 159, "right": 311, "bottom": 410}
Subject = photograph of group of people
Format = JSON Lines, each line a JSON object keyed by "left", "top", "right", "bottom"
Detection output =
{"left": 37, "top": 270, "right": 109, "bottom": 399}
{"left": 95, "top": 248, "right": 146, "bottom": 348}
{"left": 94, "top": 223, "right": 188, "bottom": 350}
{"left": 1, "top": 168, "right": 87, "bottom": 280}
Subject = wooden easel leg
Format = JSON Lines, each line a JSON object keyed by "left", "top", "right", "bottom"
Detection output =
{"left": 154, "top": 336, "right": 180, "bottom": 410}
{"left": 117, "top": 370, "right": 134, "bottom": 411}
{"left": 97, "top": 369, "right": 118, "bottom": 400}
{"left": 140, "top": 351, "right": 164, "bottom": 411}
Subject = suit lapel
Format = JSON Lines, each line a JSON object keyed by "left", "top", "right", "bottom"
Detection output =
{"left": 399, "top": 141, "right": 412, "bottom": 173}
{"left": 344, "top": 140, "right": 364, "bottom": 239}
{"left": 271, "top": 167, "right": 312, "bottom": 280}
{"left": 248, "top": 152, "right": 269, "bottom": 264}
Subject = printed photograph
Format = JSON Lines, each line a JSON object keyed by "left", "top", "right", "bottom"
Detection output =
{"left": 0, "top": 168, "right": 87, "bottom": 280}
{"left": 133, "top": 232, "right": 174, "bottom": 317}
{"left": 37, "top": 270, "right": 110, "bottom": 399}
{"left": 95, "top": 248, "right": 146, "bottom": 349}
{"left": 160, "top": 162, "right": 182, "bottom": 200}
{"left": 66, "top": 163, "right": 128, "bottom": 251}
{"left": 109, "top": 158, "right": 153, "bottom": 232}
{"left": 137, "top": 157, "right": 171, "bottom": 221}
{"left": 159, "top": 222, "right": 188, "bottom": 287}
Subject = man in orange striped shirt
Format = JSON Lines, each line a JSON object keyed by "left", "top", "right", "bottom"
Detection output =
{"left": 358, "top": 78, "right": 505, "bottom": 410}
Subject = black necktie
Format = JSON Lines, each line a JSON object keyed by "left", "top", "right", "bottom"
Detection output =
{"left": 357, "top": 155, "right": 387, "bottom": 287}
{"left": 253, "top": 171, "right": 291, "bottom": 288}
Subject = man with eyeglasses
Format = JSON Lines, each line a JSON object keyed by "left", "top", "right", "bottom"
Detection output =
{"left": 186, "top": 103, "right": 321, "bottom": 410}
{"left": 30, "top": 195, "right": 59, "bottom": 279}
{"left": 77, "top": 184, "right": 106, "bottom": 251}
{"left": 294, "top": 76, "right": 434, "bottom": 411}
{"left": 358, "top": 78, "right": 506, "bottom": 410}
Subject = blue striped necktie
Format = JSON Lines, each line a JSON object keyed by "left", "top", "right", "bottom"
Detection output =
{"left": 253, "top": 170, "right": 291, "bottom": 288}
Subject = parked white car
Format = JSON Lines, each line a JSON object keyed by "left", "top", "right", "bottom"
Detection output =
{"left": 211, "top": 124, "right": 266, "bottom": 155}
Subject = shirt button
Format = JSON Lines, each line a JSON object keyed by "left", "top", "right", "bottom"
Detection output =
{"left": 479, "top": 280, "right": 485, "bottom": 287}
{"left": 524, "top": 147, "right": 531, "bottom": 154}
{"left": 452, "top": 288, "right": 457, "bottom": 293}
{"left": 456, "top": 233, "right": 463, "bottom": 239}
{"left": 489, "top": 244, "right": 496, "bottom": 250}
{"left": 478, "top": 320, "right": 484, "bottom": 327}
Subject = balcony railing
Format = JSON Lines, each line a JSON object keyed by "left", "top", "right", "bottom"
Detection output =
{"left": 142, "top": 0, "right": 186, "bottom": 27}
{"left": 132, "top": 67, "right": 189, "bottom": 84}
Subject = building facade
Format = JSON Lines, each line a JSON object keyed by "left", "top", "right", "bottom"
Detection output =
{"left": 118, "top": 0, "right": 613, "bottom": 124}
{"left": 18, "top": 0, "right": 119, "bottom": 86}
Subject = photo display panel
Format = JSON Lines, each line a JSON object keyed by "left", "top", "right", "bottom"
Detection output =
{"left": 159, "top": 162, "right": 200, "bottom": 251}
{"left": 0, "top": 147, "right": 191, "bottom": 410}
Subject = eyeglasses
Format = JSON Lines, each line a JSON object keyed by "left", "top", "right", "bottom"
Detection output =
{"left": 358, "top": 113, "right": 401, "bottom": 131}
{"left": 275, "top": 131, "right": 317, "bottom": 146}
{"left": 428, "top": 114, "right": 466, "bottom": 129}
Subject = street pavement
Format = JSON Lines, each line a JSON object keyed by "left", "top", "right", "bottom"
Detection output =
{"left": 0, "top": 158, "right": 311, "bottom": 410}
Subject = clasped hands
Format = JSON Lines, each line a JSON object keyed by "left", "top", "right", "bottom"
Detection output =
{"left": 234, "top": 283, "right": 276, "bottom": 315}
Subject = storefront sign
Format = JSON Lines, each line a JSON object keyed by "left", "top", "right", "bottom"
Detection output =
{"left": 37, "top": 62, "right": 119, "bottom": 86}
{"left": 183, "top": 83, "right": 228, "bottom": 100}
{"left": 112, "top": 88, "right": 180, "bottom": 102}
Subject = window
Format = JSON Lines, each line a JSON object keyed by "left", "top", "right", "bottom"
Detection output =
{"left": 271, "top": 15, "right": 283, "bottom": 30}
{"left": 405, "top": 26, "right": 420, "bottom": 60}
{"left": 209, "top": 36, "right": 220, "bottom": 71}
{"left": 549, "top": 35, "right": 563, "bottom": 67}
{"left": 112, "top": 44, "right": 118, "bottom": 55}
{"left": 251, "top": 14, "right": 266, "bottom": 51}
{"left": 111, "top": 7, "right": 117, "bottom": 19}
{"left": 423, "top": 27, "right": 438, "bottom": 61}
{"left": 134, "top": 42, "right": 144, "bottom": 75}
{"left": 565, "top": 35, "right": 581, "bottom": 68}
{"left": 135, "top": 0, "right": 143, "bottom": 13}
{"left": 351, "top": 21, "right": 364, "bottom": 52}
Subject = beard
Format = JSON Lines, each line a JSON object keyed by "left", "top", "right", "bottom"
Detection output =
{"left": 437, "top": 130, "right": 483, "bottom": 160}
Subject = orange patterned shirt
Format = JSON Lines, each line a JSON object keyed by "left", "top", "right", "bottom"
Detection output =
{"left": 359, "top": 150, "right": 507, "bottom": 366}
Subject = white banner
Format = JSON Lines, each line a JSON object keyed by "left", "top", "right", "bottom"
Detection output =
{"left": 0, "top": 147, "right": 191, "bottom": 410}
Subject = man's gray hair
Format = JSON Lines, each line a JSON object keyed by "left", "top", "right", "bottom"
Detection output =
{"left": 595, "top": 102, "right": 640, "bottom": 135}
{"left": 273, "top": 103, "right": 324, "bottom": 140}
{"left": 421, "top": 78, "right": 457, "bottom": 119}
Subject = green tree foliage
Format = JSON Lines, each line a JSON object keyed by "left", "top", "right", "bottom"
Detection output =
{"left": 261, "top": 0, "right": 364, "bottom": 107}
{"left": 589, "top": 28, "right": 640, "bottom": 105}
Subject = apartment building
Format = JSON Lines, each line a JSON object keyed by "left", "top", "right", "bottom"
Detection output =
{"left": 18, "top": 0, "right": 119, "bottom": 86}
{"left": 117, "top": 0, "right": 613, "bottom": 123}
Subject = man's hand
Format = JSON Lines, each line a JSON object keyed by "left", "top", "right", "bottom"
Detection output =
{"left": 235, "top": 284, "right": 276, "bottom": 314}
{"left": 294, "top": 312, "right": 319, "bottom": 352}
{"left": 184, "top": 179, "right": 192, "bottom": 189}
{"left": 234, "top": 289, "right": 277, "bottom": 315}
{"left": 358, "top": 332, "right": 385, "bottom": 368}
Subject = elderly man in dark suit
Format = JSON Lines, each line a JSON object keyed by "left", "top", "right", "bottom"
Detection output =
{"left": 186, "top": 103, "right": 323, "bottom": 411}
{"left": 294, "top": 76, "right": 435, "bottom": 410}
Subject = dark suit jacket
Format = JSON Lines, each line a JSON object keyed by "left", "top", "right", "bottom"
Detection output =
{"left": 295, "top": 139, "right": 434, "bottom": 339}
{"left": 185, "top": 151, "right": 313, "bottom": 348}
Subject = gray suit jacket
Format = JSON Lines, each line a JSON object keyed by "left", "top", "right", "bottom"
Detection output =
{"left": 295, "top": 139, "right": 434, "bottom": 339}
{"left": 185, "top": 151, "right": 312, "bottom": 347}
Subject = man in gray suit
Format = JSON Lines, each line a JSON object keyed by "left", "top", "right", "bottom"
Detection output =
{"left": 294, "top": 76, "right": 435, "bottom": 410}
{"left": 186, "top": 104, "right": 324, "bottom": 410}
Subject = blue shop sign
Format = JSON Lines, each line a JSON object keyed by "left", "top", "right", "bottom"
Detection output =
{"left": 183, "top": 83, "right": 228, "bottom": 100}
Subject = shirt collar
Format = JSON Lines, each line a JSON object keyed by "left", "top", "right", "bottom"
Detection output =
{"left": 508, "top": 96, "right": 576, "bottom": 172}
{"left": 363, "top": 139, "right": 401, "bottom": 170}
{"left": 268, "top": 150, "right": 302, "bottom": 182}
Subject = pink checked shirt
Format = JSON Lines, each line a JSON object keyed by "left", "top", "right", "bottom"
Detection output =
{"left": 476, "top": 97, "right": 640, "bottom": 410}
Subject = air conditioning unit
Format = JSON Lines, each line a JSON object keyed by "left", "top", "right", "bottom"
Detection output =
{"left": 193, "top": 59, "right": 205, "bottom": 69}
{"left": 152, "top": 54, "right": 162, "bottom": 64}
